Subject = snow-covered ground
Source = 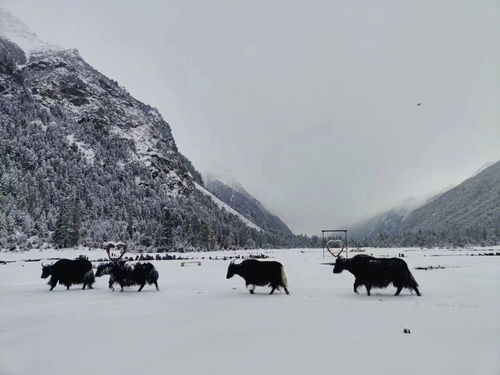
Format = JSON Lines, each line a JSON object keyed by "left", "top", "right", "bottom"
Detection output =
{"left": 1, "top": 247, "right": 499, "bottom": 375}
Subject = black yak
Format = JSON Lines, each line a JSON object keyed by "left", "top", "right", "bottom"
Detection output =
{"left": 96, "top": 261, "right": 159, "bottom": 292}
{"left": 41, "top": 256, "right": 95, "bottom": 291}
{"left": 333, "top": 254, "right": 421, "bottom": 296}
{"left": 226, "top": 259, "right": 289, "bottom": 295}
{"left": 96, "top": 243, "right": 159, "bottom": 292}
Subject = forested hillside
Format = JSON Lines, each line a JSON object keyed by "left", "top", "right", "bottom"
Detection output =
{"left": 0, "top": 12, "right": 316, "bottom": 251}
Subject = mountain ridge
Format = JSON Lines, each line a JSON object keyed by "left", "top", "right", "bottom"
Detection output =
{"left": 349, "top": 160, "right": 500, "bottom": 246}
{"left": 205, "top": 175, "right": 293, "bottom": 235}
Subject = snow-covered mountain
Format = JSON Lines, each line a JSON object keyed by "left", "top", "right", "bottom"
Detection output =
{"left": 350, "top": 161, "right": 500, "bottom": 246}
{"left": 0, "top": 9, "right": 311, "bottom": 251}
{"left": 399, "top": 161, "right": 500, "bottom": 236}
{"left": 194, "top": 182, "right": 263, "bottom": 232}
{"left": 0, "top": 10, "right": 61, "bottom": 54}
{"left": 204, "top": 174, "right": 293, "bottom": 235}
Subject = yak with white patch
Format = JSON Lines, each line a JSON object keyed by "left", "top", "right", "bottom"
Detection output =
{"left": 333, "top": 254, "right": 421, "bottom": 296}
{"left": 41, "top": 256, "right": 95, "bottom": 291}
{"left": 96, "top": 261, "right": 159, "bottom": 292}
{"left": 96, "top": 243, "right": 159, "bottom": 292}
{"left": 226, "top": 259, "right": 289, "bottom": 295}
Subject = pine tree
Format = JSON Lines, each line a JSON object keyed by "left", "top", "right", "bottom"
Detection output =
{"left": 158, "top": 207, "right": 175, "bottom": 251}
{"left": 52, "top": 198, "right": 80, "bottom": 248}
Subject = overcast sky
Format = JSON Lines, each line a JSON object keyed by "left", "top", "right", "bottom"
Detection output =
{"left": 2, "top": 0, "right": 499, "bottom": 234}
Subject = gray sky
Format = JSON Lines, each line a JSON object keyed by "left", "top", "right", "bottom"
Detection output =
{"left": 2, "top": 0, "right": 499, "bottom": 234}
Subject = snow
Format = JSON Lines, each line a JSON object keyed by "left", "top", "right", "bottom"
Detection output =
{"left": 110, "top": 124, "right": 153, "bottom": 161}
{"left": 65, "top": 134, "right": 95, "bottom": 165}
{"left": 1, "top": 247, "right": 499, "bottom": 375}
{"left": 0, "top": 9, "right": 62, "bottom": 55}
{"left": 195, "top": 182, "right": 262, "bottom": 231}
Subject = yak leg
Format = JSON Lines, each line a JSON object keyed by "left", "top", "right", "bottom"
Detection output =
{"left": 284, "top": 287, "right": 290, "bottom": 295}
{"left": 82, "top": 283, "right": 86, "bottom": 290}
{"left": 154, "top": 281, "right": 159, "bottom": 291}
{"left": 269, "top": 286, "right": 276, "bottom": 295}
{"left": 247, "top": 284, "right": 255, "bottom": 294}
{"left": 138, "top": 283, "right": 145, "bottom": 292}
{"left": 49, "top": 277, "right": 57, "bottom": 291}
{"left": 353, "top": 279, "right": 362, "bottom": 294}
{"left": 365, "top": 284, "right": 371, "bottom": 296}
{"left": 414, "top": 287, "right": 421, "bottom": 296}
{"left": 395, "top": 285, "right": 403, "bottom": 296}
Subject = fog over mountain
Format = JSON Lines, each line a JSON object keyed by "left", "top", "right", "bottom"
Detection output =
{"left": 1, "top": 0, "right": 499, "bottom": 236}
{"left": 350, "top": 161, "right": 500, "bottom": 246}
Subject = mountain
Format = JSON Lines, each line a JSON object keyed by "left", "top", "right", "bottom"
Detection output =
{"left": 350, "top": 161, "right": 500, "bottom": 246}
{"left": 350, "top": 194, "right": 442, "bottom": 239}
{"left": 0, "top": 10, "right": 312, "bottom": 251}
{"left": 204, "top": 174, "right": 293, "bottom": 235}
{"left": 400, "top": 161, "right": 500, "bottom": 236}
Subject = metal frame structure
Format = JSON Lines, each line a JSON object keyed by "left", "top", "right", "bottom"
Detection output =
{"left": 321, "top": 229, "right": 348, "bottom": 259}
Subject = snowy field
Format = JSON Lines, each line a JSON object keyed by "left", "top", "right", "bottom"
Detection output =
{"left": 1, "top": 247, "right": 499, "bottom": 375}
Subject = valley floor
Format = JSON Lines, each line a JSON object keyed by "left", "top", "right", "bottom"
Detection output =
{"left": 0, "top": 247, "right": 499, "bottom": 375}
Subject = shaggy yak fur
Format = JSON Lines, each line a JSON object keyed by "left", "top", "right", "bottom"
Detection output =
{"left": 226, "top": 259, "right": 289, "bottom": 295}
{"left": 41, "top": 256, "right": 95, "bottom": 291}
{"left": 333, "top": 254, "right": 421, "bottom": 296}
{"left": 96, "top": 261, "right": 159, "bottom": 292}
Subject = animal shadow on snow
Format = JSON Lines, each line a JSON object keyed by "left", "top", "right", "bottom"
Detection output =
{"left": 342, "top": 290, "right": 421, "bottom": 300}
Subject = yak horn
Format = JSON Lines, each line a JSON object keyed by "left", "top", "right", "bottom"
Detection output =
{"left": 326, "top": 240, "right": 345, "bottom": 258}
{"left": 106, "top": 245, "right": 127, "bottom": 263}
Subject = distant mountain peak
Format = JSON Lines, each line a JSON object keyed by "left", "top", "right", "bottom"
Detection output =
{"left": 204, "top": 172, "right": 246, "bottom": 195}
{"left": 350, "top": 160, "right": 500, "bottom": 246}
{"left": 205, "top": 176, "right": 293, "bottom": 235}
{"left": 202, "top": 161, "right": 257, "bottom": 199}
{"left": 0, "top": 9, "right": 62, "bottom": 55}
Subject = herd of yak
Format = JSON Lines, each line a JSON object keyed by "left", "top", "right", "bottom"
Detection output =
{"left": 40, "top": 243, "right": 421, "bottom": 296}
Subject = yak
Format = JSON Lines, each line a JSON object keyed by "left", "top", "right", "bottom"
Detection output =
{"left": 96, "top": 261, "right": 159, "bottom": 292}
{"left": 41, "top": 256, "right": 95, "bottom": 291}
{"left": 226, "top": 259, "right": 289, "bottom": 295}
{"left": 333, "top": 254, "right": 421, "bottom": 296}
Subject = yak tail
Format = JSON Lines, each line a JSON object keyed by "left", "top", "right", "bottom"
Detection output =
{"left": 280, "top": 265, "right": 288, "bottom": 288}
{"left": 147, "top": 269, "right": 159, "bottom": 284}
{"left": 404, "top": 264, "right": 419, "bottom": 289}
